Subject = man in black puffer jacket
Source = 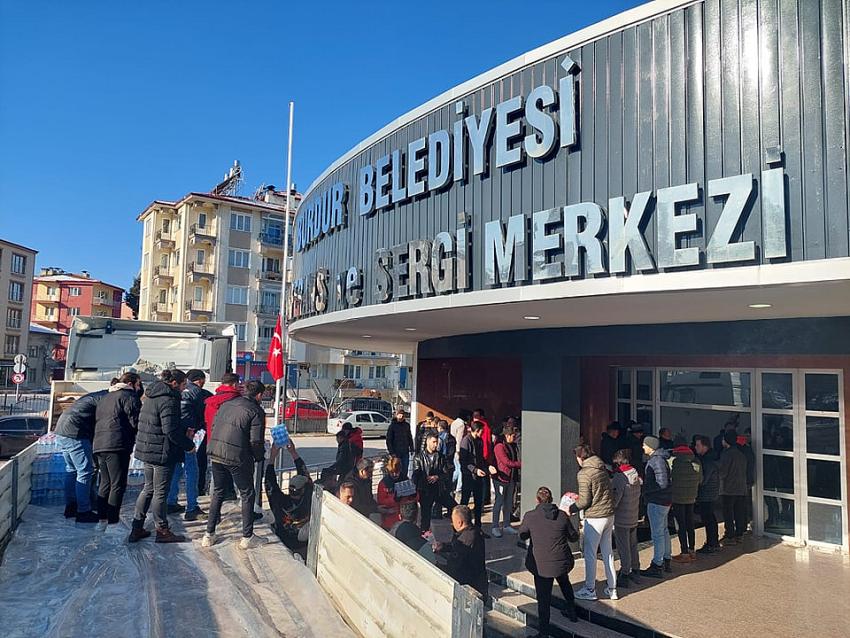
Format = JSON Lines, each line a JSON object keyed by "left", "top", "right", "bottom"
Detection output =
{"left": 203, "top": 380, "right": 267, "bottom": 550}
{"left": 130, "top": 369, "right": 195, "bottom": 543}
{"left": 54, "top": 386, "right": 111, "bottom": 522}
{"left": 93, "top": 372, "right": 142, "bottom": 527}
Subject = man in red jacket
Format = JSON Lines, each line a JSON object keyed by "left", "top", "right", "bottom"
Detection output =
{"left": 204, "top": 372, "right": 242, "bottom": 500}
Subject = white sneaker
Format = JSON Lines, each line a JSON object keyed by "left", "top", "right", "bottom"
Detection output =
{"left": 201, "top": 532, "right": 216, "bottom": 548}
{"left": 604, "top": 587, "right": 619, "bottom": 600}
{"left": 239, "top": 535, "right": 262, "bottom": 550}
{"left": 502, "top": 526, "right": 518, "bottom": 535}
{"left": 95, "top": 521, "right": 108, "bottom": 532}
{"left": 491, "top": 527, "right": 503, "bottom": 538}
{"left": 574, "top": 586, "right": 598, "bottom": 601}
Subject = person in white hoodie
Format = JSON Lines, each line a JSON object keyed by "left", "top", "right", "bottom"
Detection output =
{"left": 611, "top": 448, "right": 643, "bottom": 587}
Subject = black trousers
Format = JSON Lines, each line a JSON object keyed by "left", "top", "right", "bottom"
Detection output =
{"left": 533, "top": 574, "right": 575, "bottom": 631}
{"left": 96, "top": 451, "right": 130, "bottom": 524}
{"left": 722, "top": 494, "right": 748, "bottom": 538}
{"left": 461, "top": 475, "right": 484, "bottom": 528}
{"left": 207, "top": 461, "right": 255, "bottom": 538}
{"left": 672, "top": 503, "right": 695, "bottom": 553}
{"left": 196, "top": 438, "right": 208, "bottom": 495}
{"left": 697, "top": 500, "right": 719, "bottom": 547}
{"left": 419, "top": 486, "right": 456, "bottom": 533}
{"left": 133, "top": 463, "right": 175, "bottom": 529}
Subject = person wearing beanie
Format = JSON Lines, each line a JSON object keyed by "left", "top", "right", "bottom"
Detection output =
{"left": 670, "top": 436, "right": 702, "bottom": 562}
{"left": 719, "top": 430, "right": 749, "bottom": 544}
{"left": 640, "top": 435, "right": 673, "bottom": 578}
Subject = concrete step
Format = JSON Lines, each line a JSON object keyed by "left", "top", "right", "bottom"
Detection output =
{"left": 486, "top": 567, "right": 672, "bottom": 638}
{"left": 483, "top": 609, "right": 535, "bottom": 637}
{"left": 487, "top": 583, "right": 630, "bottom": 638}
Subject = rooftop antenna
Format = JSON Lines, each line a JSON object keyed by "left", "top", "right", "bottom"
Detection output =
{"left": 211, "top": 160, "right": 243, "bottom": 196}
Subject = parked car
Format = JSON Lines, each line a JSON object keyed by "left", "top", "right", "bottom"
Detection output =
{"left": 334, "top": 398, "right": 393, "bottom": 420}
{"left": 327, "top": 411, "right": 391, "bottom": 438}
{"left": 280, "top": 400, "right": 329, "bottom": 421}
{"left": 0, "top": 415, "right": 48, "bottom": 459}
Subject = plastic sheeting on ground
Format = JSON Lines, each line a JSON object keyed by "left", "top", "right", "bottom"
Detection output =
{"left": 0, "top": 496, "right": 355, "bottom": 638}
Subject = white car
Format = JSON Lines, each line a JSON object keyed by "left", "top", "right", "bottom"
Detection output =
{"left": 327, "top": 411, "right": 391, "bottom": 438}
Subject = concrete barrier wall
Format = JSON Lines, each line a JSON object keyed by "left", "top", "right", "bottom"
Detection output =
{"left": 307, "top": 486, "right": 482, "bottom": 638}
{"left": 0, "top": 443, "right": 37, "bottom": 558}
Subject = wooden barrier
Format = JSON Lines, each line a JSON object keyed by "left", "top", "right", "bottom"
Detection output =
{"left": 0, "top": 442, "right": 37, "bottom": 559}
{"left": 306, "top": 486, "right": 483, "bottom": 638}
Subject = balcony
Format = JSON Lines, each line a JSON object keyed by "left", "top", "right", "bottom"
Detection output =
{"left": 255, "top": 303, "right": 278, "bottom": 317}
{"left": 154, "top": 229, "right": 175, "bottom": 250}
{"left": 93, "top": 295, "right": 115, "bottom": 307}
{"left": 187, "top": 261, "right": 215, "bottom": 283}
{"left": 189, "top": 223, "right": 217, "bottom": 246}
{"left": 152, "top": 265, "right": 174, "bottom": 286}
{"left": 39, "top": 295, "right": 60, "bottom": 304}
{"left": 151, "top": 302, "right": 172, "bottom": 320}
{"left": 184, "top": 300, "right": 213, "bottom": 320}
{"left": 257, "top": 232, "right": 284, "bottom": 252}
{"left": 256, "top": 268, "right": 283, "bottom": 283}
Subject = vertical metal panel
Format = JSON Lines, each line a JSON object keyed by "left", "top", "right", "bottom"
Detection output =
{"left": 821, "top": 0, "right": 849, "bottom": 258}
{"left": 703, "top": 0, "right": 724, "bottom": 256}
{"left": 686, "top": 3, "right": 706, "bottom": 253}
{"left": 622, "top": 27, "right": 638, "bottom": 270}
{"left": 580, "top": 44, "right": 595, "bottom": 211}
{"left": 739, "top": 0, "right": 762, "bottom": 254}
{"left": 594, "top": 38, "right": 609, "bottom": 213}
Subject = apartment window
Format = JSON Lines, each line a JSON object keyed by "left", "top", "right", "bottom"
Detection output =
{"left": 260, "top": 289, "right": 279, "bottom": 308}
{"left": 5, "top": 335, "right": 20, "bottom": 355}
{"left": 45, "top": 306, "right": 56, "bottom": 319}
{"left": 160, "top": 254, "right": 169, "bottom": 269}
{"left": 264, "top": 257, "right": 281, "bottom": 273}
{"left": 228, "top": 249, "right": 251, "bottom": 269}
{"left": 235, "top": 323, "right": 247, "bottom": 341}
{"left": 226, "top": 286, "right": 249, "bottom": 305}
{"left": 69, "top": 287, "right": 81, "bottom": 297}
{"left": 194, "top": 287, "right": 203, "bottom": 303}
{"left": 6, "top": 308, "right": 22, "bottom": 329}
{"left": 28, "top": 345, "right": 40, "bottom": 358}
{"left": 162, "top": 218, "right": 170, "bottom": 233}
{"left": 143, "top": 252, "right": 150, "bottom": 273}
{"left": 144, "top": 218, "right": 152, "bottom": 237}
{"left": 230, "top": 212, "right": 252, "bottom": 232}
{"left": 47, "top": 286, "right": 57, "bottom": 298}
{"left": 174, "top": 249, "right": 180, "bottom": 265}
{"left": 198, "top": 212, "right": 207, "bottom": 229}
{"left": 69, "top": 307, "right": 80, "bottom": 317}
{"left": 8, "top": 281, "right": 23, "bottom": 302}
{"left": 369, "top": 365, "right": 387, "bottom": 379}
{"left": 158, "top": 289, "right": 167, "bottom": 304}
{"left": 196, "top": 249, "right": 206, "bottom": 265}
{"left": 259, "top": 324, "right": 275, "bottom": 340}
{"left": 171, "top": 287, "right": 178, "bottom": 303}
{"left": 343, "top": 364, "right": 362, "bottom": 380}
{"left": 11, "top": 253, "right": 26, "bottom": 275}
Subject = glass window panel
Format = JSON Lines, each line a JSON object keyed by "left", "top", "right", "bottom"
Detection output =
{"left": 617, "top": 401, "right": 631, "bottom": 427}
{"left": 806, "top": 417, "right": 840, "bottom": 456}
{"left": 762, "top": 455, "right": 794, "bottom": 494}
{"left": 807, "top": 502, "right": 843, "bottom": 546}
{"left": 659, "top": 370, "right": 751, "bottom": 407}
{"left": 636, "top": 370, "right": 652, "bottom": 401}
{"left": 762, "top": 414, "right": 793, "bottom": 452}
{"left": 762, "top": 496, "right": 795, "bottom": 536}
{"left": 636, "top": 405, "right": 653, "bottom": 431}
{"left": 617, "top": 369, "right": 631, "bottom": 400}
{"left": 806, "top": 459, "right": 842, "bottom": 500}
{"left": 761, "top": 373, "right": 793, "bottom": 410}
{"left": 805, "top": 374, "right": 839, "bottom": 413}
{"left": 660, "top": 406, "right": 751, "bottom": 449}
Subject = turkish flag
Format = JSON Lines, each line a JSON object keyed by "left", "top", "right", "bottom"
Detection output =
{"left": 267, "top": 315, "right": 284, "bottom": 381}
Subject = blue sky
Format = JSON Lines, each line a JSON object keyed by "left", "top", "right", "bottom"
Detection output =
{"left": 0, "top": 0, "right": 642, "bottom": 289}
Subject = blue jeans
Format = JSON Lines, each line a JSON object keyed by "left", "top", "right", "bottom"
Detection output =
{"left": 168, "top": 452, "right": 199, "bottom": 511}
{"left": 647, "top": 502, "right": 672, "bottom": 566}
{"left": 453, "top": 456, "right": 463, "bottom": 493}
{"left": 56, "top": 435, "right": 95, "bottom": 513}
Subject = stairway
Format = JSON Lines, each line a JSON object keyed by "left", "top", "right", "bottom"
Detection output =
{"left": 483, "top": 562, "right": 671, "bottom": 638}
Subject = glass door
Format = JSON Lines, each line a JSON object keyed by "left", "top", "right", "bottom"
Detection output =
{"left": 757, "top": 370, "right": 846, "bottom": 550}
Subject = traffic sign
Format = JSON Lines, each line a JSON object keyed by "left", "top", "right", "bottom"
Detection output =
{"left": 12, "top": 372, "right": 25, "bottom": 385}
{"left": 13, "top": 361, "right": 27, "bottom": 374}
{"left": 13, "top": 354, "right": 27, "bottom": 366}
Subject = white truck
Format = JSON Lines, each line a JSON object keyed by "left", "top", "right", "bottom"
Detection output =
{"left": 47, "top": 317, "right": 237, "bottom": 429}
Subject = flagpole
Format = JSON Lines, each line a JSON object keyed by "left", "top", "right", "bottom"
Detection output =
{"left": 273, "top": 101, "right": 295, "bottom": 427}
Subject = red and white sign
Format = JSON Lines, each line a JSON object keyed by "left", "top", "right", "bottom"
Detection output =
{"left": 12, "top": 372, "right": 25, "bottom": 385}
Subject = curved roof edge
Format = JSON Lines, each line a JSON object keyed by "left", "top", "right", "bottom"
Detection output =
{"left": 301, "top": 0, "right": 697, "bottom": 200}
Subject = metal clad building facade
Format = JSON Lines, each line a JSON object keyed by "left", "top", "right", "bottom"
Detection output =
{"left": 292, "top": 0, "right": 849, "bottom": 315}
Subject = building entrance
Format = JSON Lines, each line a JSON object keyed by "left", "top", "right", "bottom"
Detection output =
{"left": 615, "top": 367, "right": 846, "bottom": 551}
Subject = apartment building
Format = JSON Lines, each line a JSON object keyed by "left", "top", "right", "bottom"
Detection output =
{"left": 136, "top": 183, "right": 301, "bottom": 380}
{"left": 0, "top": 239, "right": 37, "bottom": 389}
{"left": 30, "top": 268, "right": 124, "bottom": 366}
